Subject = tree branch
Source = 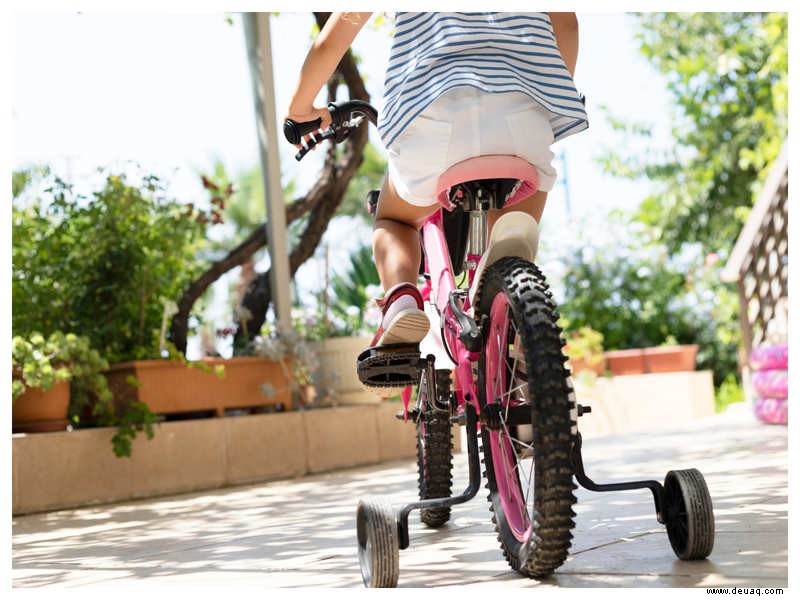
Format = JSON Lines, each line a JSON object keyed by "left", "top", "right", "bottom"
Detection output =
{"left": 170, "top": 10, "right": 372, "bottom": 355}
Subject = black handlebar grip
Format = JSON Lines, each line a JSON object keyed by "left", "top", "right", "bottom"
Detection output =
{"left": 283, "top": 117, "right": 322, "bottom": 145}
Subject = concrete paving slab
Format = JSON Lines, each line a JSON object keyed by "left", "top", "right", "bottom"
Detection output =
{"left": 12, "top": 402, "right": 788, "bottom": 589}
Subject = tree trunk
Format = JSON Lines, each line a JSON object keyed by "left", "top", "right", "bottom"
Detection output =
{"left": 169, "top": 11, "right": 371, "bottom": 355}
{"left": 233, "top": 26, "right": 370, "bottom": 351}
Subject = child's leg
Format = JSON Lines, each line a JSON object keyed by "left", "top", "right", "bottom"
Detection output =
{"left": 370, "top": 175, "right": 438, "bottom": 346}
{"left": 372, "top": 175, "right": 439, "bottom": 291}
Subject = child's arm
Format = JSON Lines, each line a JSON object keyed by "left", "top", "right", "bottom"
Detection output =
{"left": 548, "top": 12, "right": 579, "bottom": 77}
{"left": 286, "top": 12, "right": 372, "bottom": 139}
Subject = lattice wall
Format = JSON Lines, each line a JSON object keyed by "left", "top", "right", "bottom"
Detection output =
{"left": 735, "top": 168, "right": 789, "bottom": 356}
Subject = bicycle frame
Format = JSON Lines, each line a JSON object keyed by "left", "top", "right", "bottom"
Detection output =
{"left": 420, "top": 208, "right": 484, "bottom": 415}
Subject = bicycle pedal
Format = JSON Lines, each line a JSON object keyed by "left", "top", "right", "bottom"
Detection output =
{"left": 357, "top": 343, "right": 426, "bottom": 389}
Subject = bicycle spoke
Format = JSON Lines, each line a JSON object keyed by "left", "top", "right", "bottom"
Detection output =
{"left": 504, "top": 342, "right": 519, "bottom": 421}
{"left": 503, "top": 381, "right": 527, "bottom": 401}
{"left": 492, "top": 306, "right": 510, "bottom": 404}
{"left": 506, "top": 329, "right": 535, "bottom": 510}
{"left": 499, "top": 431, "right": 533, "bottom": 516}
{"left": 507, "top": 436, "right": 533, "bottom": 452}
{"left": 488, "top": 305, "right": 538, "bottom": 527}
{"left": 498, "top": 435, "right": 524, "bottom": 522}
{"left": 501, "top": 427, "right": 534, "bottom": 498}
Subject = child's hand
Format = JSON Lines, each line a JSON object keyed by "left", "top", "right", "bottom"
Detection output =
{"left": 285, "top": 105, "right": 333, "bottom": 150}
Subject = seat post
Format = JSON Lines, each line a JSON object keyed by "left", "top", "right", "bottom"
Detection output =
{"left": 468, "top": 210, "right": 488, "bottom": 258}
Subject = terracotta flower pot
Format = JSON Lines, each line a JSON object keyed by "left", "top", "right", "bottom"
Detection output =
{"left": 569, "top": 356, "right": 607, "bottom": 376}
{"left": 643, "top": 345, "right": 699, "bottom": 373}
{"left": 310, "top": 336, "right": 382, "bottom": 405}
{"left": 12, "top": 380, "right": 71, "bottom": 433}
{"left": 105, "top": 357, "right": 293, "bottom": 418}
{"left": 604, "top": 349, "right": 646, "bottom": 376}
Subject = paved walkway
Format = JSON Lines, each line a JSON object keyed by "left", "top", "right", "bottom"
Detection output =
{"left": 12, "top": 402, "right": 789, "bottom": 589}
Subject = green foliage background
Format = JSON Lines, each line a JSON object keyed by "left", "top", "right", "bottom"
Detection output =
{"left": 601, "top": 12, "right": 787, "bottom": 255}
{"left": 559, "top": 12, "right": 787, "bottom": 404}
{"left": 12, "top": 171, "right": 211, "bottom": 364}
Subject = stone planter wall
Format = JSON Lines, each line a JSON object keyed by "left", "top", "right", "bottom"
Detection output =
{"left": 574, "top": 370, "right": 715, "bottom": 438}
{"left": 12, "top": 402, "right": 461, "bottom": 515}
{"left": 12, "top": 370, "right": 715, "bottom": 515}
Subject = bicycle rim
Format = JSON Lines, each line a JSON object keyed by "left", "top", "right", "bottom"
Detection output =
{"left": 477, "top": 257, "right": 576, "bottom": 577}
{"left": 484, "top": 291, "right": 533, "bottom": 542}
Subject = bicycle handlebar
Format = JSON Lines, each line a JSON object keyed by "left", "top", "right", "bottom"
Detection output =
{"left": 282, "top": 116, "right": 323, "bottom": 146}
{"left": 283, "top": 100, "right": 378, "bottom": 161}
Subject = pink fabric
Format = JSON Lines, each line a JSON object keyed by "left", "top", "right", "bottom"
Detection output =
{"left": 749, "top": 344, "right": 788, "bottom": 371}
{"left": 753, "top": 396, "right": 788, "bottom": 425}
{"left": 436, "top": 155, "right": 539, "bottom": 209}
{"left": 751, "top": 369, "right": 788, "bottom": 398}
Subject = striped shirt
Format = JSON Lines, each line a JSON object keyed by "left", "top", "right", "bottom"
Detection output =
{"left": 378, "top": 12, "right": 589, "bottom": 149}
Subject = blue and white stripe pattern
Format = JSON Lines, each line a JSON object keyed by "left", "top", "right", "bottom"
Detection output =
{"left": 378, "top": 12, "right": 588, "bottom": 149}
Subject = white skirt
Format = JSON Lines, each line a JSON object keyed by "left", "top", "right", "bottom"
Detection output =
{"left": 385, "top": 87, "right": 558, "bottom": 207}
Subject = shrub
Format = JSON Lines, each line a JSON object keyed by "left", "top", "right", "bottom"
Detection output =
{"left": 12, "top": 170, "right": 214, "bottom": 363}
{"left": 12, "top": 168, "right": 216, "bottom": 455}
{"left": 556, "top": 227, "right": 740, "bottom": 388}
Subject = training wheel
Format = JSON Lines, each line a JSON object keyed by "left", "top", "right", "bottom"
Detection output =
{"left": 662, "top": 468, "right": 715, "bottom": 560}
{"left": 356, "top": 497, "right": 400, "bottom": 587}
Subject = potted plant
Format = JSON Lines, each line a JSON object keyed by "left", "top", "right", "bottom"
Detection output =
{"left": 563, "top": 326, "right": 606, "bottom": 376}
{"left": 643, "top": 338, "right": 699, "bottom": 373}
{"left": 104, "top": 352, "right": 296, "bottom": 417}
{"left": 12, "top": 168, "right": 216, "bottom": 455}
{"left": 11, "top": 331, "right": 159, "bottom": 457}
{"left": 249, "top": 324, "right": 325, "bottom": 410}
{"left": 299, "top": 244, "right": 386, "bottom": 406}
{"left": 604, "top": 348, "right": 646, "bottom": 376}
{"left": 292, "top": 297, "right": 383, "bottom": 406}
{"left": 12, "top": 331, "right": 111, "bottom": 432}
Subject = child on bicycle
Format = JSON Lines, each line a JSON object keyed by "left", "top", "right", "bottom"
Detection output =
{"left": 286, "top": 12, "right": 587, "bottom": 349}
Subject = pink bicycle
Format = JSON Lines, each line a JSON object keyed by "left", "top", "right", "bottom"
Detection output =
{"left": 285, "top": 100, "right": 715, "bottom": 588}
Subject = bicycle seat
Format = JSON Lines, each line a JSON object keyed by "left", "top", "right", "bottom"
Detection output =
{"left": 436, "top": 155, "right": 539, "bottom": 209}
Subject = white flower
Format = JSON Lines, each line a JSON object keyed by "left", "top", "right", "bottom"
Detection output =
{"left": 234, "top": 305, "right": 253, "bottom": 322}
{"left": 365, "top": 284, "right": 383, "bottom": 301}
{"left": 363, "top": 305, "right": 381, "bottom": 328}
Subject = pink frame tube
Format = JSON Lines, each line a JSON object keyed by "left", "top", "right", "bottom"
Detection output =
{"left": 421, "top": 210, "right": 479, "bottom": 411}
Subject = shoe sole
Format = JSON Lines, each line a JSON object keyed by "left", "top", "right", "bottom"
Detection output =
{"left": 377, "top": 310, "right": 430, "bottom": 346}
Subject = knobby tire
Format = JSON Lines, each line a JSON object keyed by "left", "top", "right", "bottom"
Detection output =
{"left": 476, "top": 257, "right": 577, "bottom": 577}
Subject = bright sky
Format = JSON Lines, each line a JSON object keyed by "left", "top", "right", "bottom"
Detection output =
{"left": 11, "top": 10, "right": 675, "bottom": 355}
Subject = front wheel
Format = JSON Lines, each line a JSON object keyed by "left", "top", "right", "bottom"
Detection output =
{"left": 476, "top": 257, "right": 576, "bottom": 577}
